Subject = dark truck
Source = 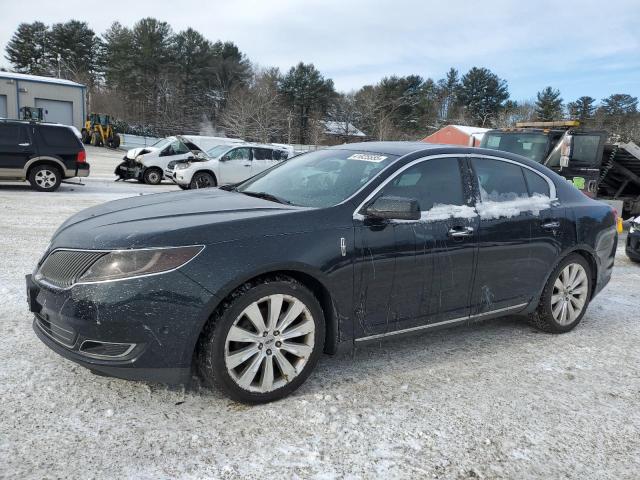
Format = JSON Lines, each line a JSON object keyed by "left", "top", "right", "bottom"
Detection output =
{"left": 479, "top": 121, "right": 640, "bottom": 218}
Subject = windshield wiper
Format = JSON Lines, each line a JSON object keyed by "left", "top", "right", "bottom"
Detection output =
{"left": 240, "top": 190, "right": 293, "bottom": 205}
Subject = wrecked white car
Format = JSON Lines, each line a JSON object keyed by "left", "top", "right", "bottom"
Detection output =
{"left": 115, "top": 136, "right": 207, "bottom": 185}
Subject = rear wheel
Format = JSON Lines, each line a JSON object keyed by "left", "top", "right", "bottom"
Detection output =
{"left": 198, "top": 277, "right": 325, "bottom": 403}
{"left": 189, "top": 171, "right": 216, "bottom": 189}
{"left": 143, "top": 167, "right": 163, "bottom": 185}
{"left": 28, "top": 164, "right": 62, "bottom": 192}
{"left": 528, "top": 254, "right": 592, "bottom": 333}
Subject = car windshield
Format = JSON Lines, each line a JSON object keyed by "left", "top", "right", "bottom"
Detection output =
{"left": 480, "top": 133, "right": 549, "bottom": 163}
{"left": 207, "top": 145, "right": 233, "bottom": 158}
{"left": 151, "top": 138, "right": 172, "bottom": 149}
{"left": 236, "top": 149, "right": 396, "bottom": 208}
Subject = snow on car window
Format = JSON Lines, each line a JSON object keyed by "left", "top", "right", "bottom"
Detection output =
{"left": 476, "top": 189, "right": 551, "bottom": 219}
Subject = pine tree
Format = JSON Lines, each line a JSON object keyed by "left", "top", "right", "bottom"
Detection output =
{"left": 600, "top": 94, "right": 638, "bottom": 116}
{"left": 47, "top": 21, "right": 99, "bottom": 84}
{"left": 457, "top": 67, "right": 509, "bottom": 126}
{"left": 5, "top": 22, "right": 49, "bottom": 75}
{"left": 436, "top": 67, "right": 460, "bottom": 120}
{"left": 535, "top": 86, "right": 563, "bottom": 121}
{"left": 279, "top": 63, "right": 336, "bottom": 144}
{"left": 567, "top": 96, "right": 595, "bottom": 122}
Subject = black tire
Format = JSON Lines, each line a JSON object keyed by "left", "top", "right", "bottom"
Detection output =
{"left": 143, "top": 167, "right": 163, "bottom": 185}
{"left": 178, "top": 184, "right": 189, "bottom": 190}
{"left": 28, "top": 164, "right": 62, "bottom": 192}
{"left": 90, "top": 132, "right": 101, "bottom": 147}
{"left": 197, "top": 277, "right": 325, "bottom": 404}
{"left": 528, "top": 253, "right": 592, "bottom": 333}
{"left": 81, "top": 129, "right": 91, "bottom": 144}
{"left": 189, "top": 171, "right": 217, "bottom": 189}
{"left": 112, "top": 134, "right": 121, "bottom": 149}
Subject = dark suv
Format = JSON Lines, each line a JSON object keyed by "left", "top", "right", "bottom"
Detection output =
{"left": 0, "top": 120, "right": 90, "bottom": 191}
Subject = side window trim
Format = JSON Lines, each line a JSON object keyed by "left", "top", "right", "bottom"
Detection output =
{"left": 470, "top": 154, "right": 557, "bottom": 201}
{"left": 352, "top": 154, "right": 466, "bottom": 219}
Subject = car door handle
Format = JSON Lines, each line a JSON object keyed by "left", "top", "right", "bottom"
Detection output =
{"left": 542, "top": 220, "right": 560, "bottom": 229}
{"left": 18, "top": 143, "right": 30, "bottom": 147}
{"left": 448, "top": 226, "right": 474, "bottom": 238}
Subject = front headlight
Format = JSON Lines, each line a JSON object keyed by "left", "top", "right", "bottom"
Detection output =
{"left": 78, "top": 246, "right": 203, "bottom": 283}
{"left": 176, "top": 163, "right": 190, "bottom": 170}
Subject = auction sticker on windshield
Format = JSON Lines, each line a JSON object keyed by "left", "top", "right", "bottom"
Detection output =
{"left": 348, "top": 153, "right": 388, "bottom": 162}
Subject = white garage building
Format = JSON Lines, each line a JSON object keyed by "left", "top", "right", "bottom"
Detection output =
{"left": 0, "top": 72, "right": 86, "bottom": 129}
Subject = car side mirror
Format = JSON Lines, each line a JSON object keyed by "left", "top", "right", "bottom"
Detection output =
{"left": 364, "top": 196, "right": 421, "bottom": 221}
{"left": 220, "top": 155, "right": 230, "bottom": 162}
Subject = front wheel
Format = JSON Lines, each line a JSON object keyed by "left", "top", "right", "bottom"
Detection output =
{"left": 528, "top": 254, "right": 592, "bottom": 333}
{"left": 189, "top": 171, "right": 217, "bottom": 189}
{"left": 143, "top": 167, "right": 163, "bottom": 185}
{"left": 198, "top": 277, "right": 325, "bottom": 403}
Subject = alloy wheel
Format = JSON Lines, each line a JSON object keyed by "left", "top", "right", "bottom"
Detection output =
{"left": 224, "top": 294, "right": 315, "bottom": 393}
{"left": 551, "top": 263, "right": 589, "bottom": 325}
{"left": 34, "top": 169, "right": 57, "bottom": 189}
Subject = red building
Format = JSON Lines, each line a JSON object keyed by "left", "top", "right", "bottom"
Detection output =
{"left": 422, "top": 124, "right": 489, "bottom": 147}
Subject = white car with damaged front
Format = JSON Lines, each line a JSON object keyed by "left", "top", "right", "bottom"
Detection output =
{"left": 117, "top": 136, "right": 208, "bottom": 185}
{"left": 170, "top": 144, "right": 293, "bottom": 189}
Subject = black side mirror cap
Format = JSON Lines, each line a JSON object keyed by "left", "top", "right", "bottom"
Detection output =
{"left": 364, "top": 196, "right": 421, "bottom": 221}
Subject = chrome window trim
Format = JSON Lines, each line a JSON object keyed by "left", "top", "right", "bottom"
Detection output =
{"left": 355, "top": 302, "right": 528, "bottom": 342}
{"left": 79, "top": 340, "right": 137, "bottom": 359}
{"left": 35, "top": 245, "right": 205, "bottom": 291}
{"left": 352, "top": 153, "right": 559, "bottom": 220}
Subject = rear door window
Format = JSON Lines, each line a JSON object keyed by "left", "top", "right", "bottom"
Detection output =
{"left": 253, "top": 148, "right": 274, "bottom": 161}
{"left": 38, "top": 126, "right": 79, "bottom": 148}
{"left": 0, "top": 125, "right": 29, "bottom": 146}
{"left": 523, "top": 169, "right": 550, "bottom": 197}
{"left": 472, "top": 158, "right": 528, "bottom": 201}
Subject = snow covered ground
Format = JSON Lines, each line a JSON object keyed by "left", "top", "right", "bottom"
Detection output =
{"left": 1, "top": 147, "right": 639, "bottom": 479}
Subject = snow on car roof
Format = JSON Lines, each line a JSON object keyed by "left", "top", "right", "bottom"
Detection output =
{"left": 450, "top": 125, "right": 490, "bottom": 136}
{"left": 0, "top": 71, "right": 85, "bottom": 88}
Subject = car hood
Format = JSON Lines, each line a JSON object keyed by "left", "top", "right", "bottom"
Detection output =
{"left": 51, "top": 188, "right": 307, "bottom": 250}
{"left": 125, "top": 146, "right": 159, "bottom": 160}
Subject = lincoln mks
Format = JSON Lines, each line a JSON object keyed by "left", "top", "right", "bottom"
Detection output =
{"left": 27, "top": 142, "right": 617, "bottom": 403}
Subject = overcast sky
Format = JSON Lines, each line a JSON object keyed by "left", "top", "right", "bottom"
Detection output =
{"left": 1, "top": 0, "right": 638, "bottom": 102}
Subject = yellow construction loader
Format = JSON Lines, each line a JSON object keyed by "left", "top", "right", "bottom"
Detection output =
{"left": 81, "top": 113, "right": 121, "bottom": 148}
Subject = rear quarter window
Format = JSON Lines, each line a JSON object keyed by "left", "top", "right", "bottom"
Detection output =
{"left": 39, "top": 126, "right": 80, "bottom": 148}
{"left": 523, "top": 169, "right": 550, "bottom": 197}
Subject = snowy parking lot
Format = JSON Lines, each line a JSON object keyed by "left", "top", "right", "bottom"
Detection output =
{"left": 1, "top": 147, "right": 639, "bottom": 479}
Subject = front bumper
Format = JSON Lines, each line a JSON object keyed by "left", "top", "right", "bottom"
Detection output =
{"left": 626, "top": 230, "right": 640, "bottom": 261}
{"left": 26, "top": 270, "right": 217, "bottom": 385}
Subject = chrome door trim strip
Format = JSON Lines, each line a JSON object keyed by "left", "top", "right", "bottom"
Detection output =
{"left": 354, "top": 302, "right": 528, "bottom": 342}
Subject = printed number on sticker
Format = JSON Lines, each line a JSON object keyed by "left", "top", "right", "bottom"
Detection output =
{"left": 348, "top": 153, "right": 388, "bottom": 162}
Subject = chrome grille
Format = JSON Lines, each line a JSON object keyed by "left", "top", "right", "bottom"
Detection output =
{"left": 37, "top": 250, "right": 106, "bottom": 288}
{"left": 35, "top": 315, "right": 77, "bottom": 347}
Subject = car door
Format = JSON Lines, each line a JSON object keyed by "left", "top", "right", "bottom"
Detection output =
{"left": 0, "top": 123, "right": 35, "bottom": 177}
{"left": 251, "top": 148, "right": 279, "bottom": 177}
{"left": 219, "top": 147, "right": 252, "bottom": 184}
{"left": 354, "top": 156, "right": 478, "bottom": 338}
{"left": 469, "top": 157, "right": 548, "bottom": 315}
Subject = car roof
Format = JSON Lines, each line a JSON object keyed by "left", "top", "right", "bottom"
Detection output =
{"left": 0, "top": 119, "right": 73, "bottom": 128}
{"left": 326, "top": 141, "right": 556, "bottom": 172}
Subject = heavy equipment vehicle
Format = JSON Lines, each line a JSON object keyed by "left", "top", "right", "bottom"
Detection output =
{"left": 480, "top": 121, "right": 640, "bottom": 217}
{"left": 81, "top": 113, "right": 121, "bottom": 148}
